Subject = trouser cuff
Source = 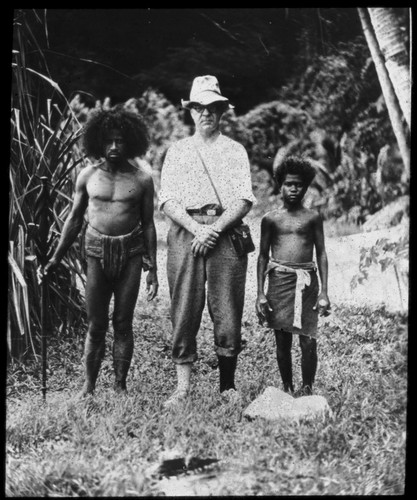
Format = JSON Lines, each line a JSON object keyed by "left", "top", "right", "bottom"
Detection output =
{"left": 173, "top": 354, "right": 198, "bottom": 364}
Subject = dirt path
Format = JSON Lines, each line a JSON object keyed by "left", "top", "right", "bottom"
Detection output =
{"left": 324, "top": 223, "right": 408, "bottom": 313}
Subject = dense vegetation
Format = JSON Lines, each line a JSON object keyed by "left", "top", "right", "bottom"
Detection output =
{"left": 9, "top": 7, "right": 409, "bottom": 362}
{"left": 24, "top": 9, "right": 366, "bottom": 112}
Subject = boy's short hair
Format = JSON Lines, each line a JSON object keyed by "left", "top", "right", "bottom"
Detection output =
{"left": 83, "top": 104, "right": 149, "bottom": 159}
{"left": 274, "top": 155, "right": 316, "bottom": 188}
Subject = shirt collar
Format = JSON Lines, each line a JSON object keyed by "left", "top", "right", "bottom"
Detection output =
{"left": 193, "top": 132, "right": 222, "bottom": 148}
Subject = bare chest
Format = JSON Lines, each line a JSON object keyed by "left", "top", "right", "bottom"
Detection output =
{"left": 274, "top": 214, "right": 313, "bottom": 237}
{"left": 87, "top": 172, "right": 142, "bottom": 203}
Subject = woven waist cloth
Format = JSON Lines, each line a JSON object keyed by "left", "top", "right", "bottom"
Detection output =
{"left": 266, "top": 260, "right": 317, "bottom": 330}
{"left": 84, "top": 223, "right": 146, "bottom": 281}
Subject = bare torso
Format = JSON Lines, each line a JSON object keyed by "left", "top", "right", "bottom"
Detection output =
{"left": 84, "top": 161, "right": 148, "bottom": 236}
{"left": 267, "top": 207, "right": 318, "bottom": 263}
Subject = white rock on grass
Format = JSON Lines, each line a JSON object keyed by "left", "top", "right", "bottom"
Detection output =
{"left": 243, "top": 386, "right": 332, "bottom": 423}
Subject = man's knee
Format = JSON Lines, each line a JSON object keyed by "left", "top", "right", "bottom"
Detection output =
{"left": 85, "top": 328, "right": 106, "bottom": 359}
{"left": 87, "top": 325, "right": 107, "bottom": 341}
{"left": 88, "top": 310, "right": 109, "bottom": 332}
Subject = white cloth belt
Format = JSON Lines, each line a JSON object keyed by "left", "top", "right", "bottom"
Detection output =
{"left": 265, "top": 261, "right": 315, "bottom": 329}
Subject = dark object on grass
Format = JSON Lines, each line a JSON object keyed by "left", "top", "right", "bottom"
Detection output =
{"left": 158, "top": 457, "right": 219, "bottom": 477}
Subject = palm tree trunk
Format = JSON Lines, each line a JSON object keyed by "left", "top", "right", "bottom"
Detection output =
{"left": 358, "top": 8, "right": 410, "bottom": 181}
{"left": 367, "top": 8, "right": 411, "bottom": 129}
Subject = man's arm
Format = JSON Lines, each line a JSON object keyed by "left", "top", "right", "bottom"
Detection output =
{"left": 44, "top": 170, "right": 89, "bottom": 274}
{"left": 140, "top": 175, "right": 158, "bottom": 300}
{"left": 190, "top": 198, "right": 253, "bottom": 257}
{"left": 159, "top": 144, "right": 216, "bottom": 248}
{"left": 313, "top": 213, "right": 330, "bottom": 315}
{"left": 162, "top": 200, "right": 220, "bottom": 256}
{"left": 211, "top": 199, "right": 252, "bottom": 233}
{"left": 255, "top": 215, "right": 273, "bottom": 324}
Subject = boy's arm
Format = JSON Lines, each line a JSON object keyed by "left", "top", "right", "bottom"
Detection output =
{"left": 44, "top": 170, "right": 89, "bottom": 274}
{"left": 313, "top": 213, "right": 330, "bottom": 315}
{"left": 140, "top": 175, "right": 158, "bottom": 301}
{"left": 256, "top": 215, "right": 273, "bottom": 324}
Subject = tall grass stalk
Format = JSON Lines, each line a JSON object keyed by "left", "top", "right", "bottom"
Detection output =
{"left": 9, "top": 9, "right": 87, "bottom": 361}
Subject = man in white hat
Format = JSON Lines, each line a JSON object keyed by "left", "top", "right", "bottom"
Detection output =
{"left": 159, "top": 75, "right": 256, "bottom": 407}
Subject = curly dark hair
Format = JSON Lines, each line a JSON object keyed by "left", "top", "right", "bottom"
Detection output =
{"left": 274, "top": 155, "right": 316, "bottom": 188}
{"left": 83, "top": 104, "right": 149, "bottom": 159}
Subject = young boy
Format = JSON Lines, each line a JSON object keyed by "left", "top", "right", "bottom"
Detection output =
{"left": 255, "top": 156, "right": 330, "bottom": 396}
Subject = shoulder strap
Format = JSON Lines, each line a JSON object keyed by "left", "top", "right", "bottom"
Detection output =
{"left": 193, "top": 143, "right": 223, "bottom": 209}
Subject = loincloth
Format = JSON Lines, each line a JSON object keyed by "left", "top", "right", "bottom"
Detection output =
{"left": 84, "top": 223, "right": 147, "bottom": 281}
{"left": 265, "top": 260, "right": 319, "bottom": 338}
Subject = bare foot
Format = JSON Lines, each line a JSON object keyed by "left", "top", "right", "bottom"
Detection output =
{"left": 283, "top": 386, "right": 295, "bottom": 396}
{"left": 294, "top": 385, "right": 313, "bottom": 397}
{"left": 114, "top": 381, "right": 128, "bottom": 395}
{"left": 220, "top": 388, "right": 242, "bottom": 405}
{"left": 74, "top": 383, "right": 95, "bottom": 401}
{"left": 163, "top": 389, "right": 189, "bottom": 409}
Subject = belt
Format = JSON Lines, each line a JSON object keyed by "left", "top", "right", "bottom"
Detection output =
{"left": 186, "top": 207, "right": 223, "bottom": 216}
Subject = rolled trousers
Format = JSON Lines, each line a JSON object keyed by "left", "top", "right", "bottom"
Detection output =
{"left": 167, "top": 216, "right": 248, "bottom": 364}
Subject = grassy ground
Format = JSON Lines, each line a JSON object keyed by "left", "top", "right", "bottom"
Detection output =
{"left": 6, "top": 215, "right": 408, "bottom": 496}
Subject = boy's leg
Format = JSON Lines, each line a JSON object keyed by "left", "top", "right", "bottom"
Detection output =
{"left": 274, "top": 329, "right": 294, "bottom": 393}
{"left": 81, "top": 257, "right": 113, "bottom": 397}
{"left": 299, "top": 335, "right": 317, "bottom": 395}
{"left": 112, "top": 254, "right": 142, "bottom": 393}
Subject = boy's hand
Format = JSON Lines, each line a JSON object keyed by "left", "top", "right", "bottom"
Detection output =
{"left": 256, "top": 294, "right": 273, "bottom": 325}
{"left": 313, "top": 294, "right": 331, "bottom": 316}
{"left": 146, "top": 269, "right": 159, "bottom": 301}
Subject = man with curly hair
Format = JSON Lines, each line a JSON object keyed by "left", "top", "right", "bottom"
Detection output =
{"left": 256, "top": 155, "right": 330, "bottom": 396}
{"left": 45, "top": 105, "right": 158, "bottom": 398}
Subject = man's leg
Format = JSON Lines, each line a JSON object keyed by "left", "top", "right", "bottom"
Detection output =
{"left": 81, "top": 257, "right": 113, "bottom": 397}
{"left": 112, "top": 254, "right": 142, "bottom": 393}
{"left": 299, "top": 335, "right": 317, "bottom": 395}
{"left": 164, "top": 223, "right": 206, "bottom": 407}
{"left": 217, "top": 355, "right": 237, "bottom": 392}
{"left": 206, "top": 235, "right": 247, "bottom": 394}
{"left": 274, "top": 330, "right": 294, "bottom": 393}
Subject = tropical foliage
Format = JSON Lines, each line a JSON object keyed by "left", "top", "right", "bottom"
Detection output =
{"left": 233, "top": 37, "right": 407, "bottom": 223}
{"left": 351, "top": 233, "right": 409, "bottom": 299}
{"left": 9, "top": 11, "right": 87, "bottom": 361}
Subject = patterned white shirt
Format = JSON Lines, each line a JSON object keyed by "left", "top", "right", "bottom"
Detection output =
{"left": 159, "top": 134, "right": 256, "bottom": 210}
